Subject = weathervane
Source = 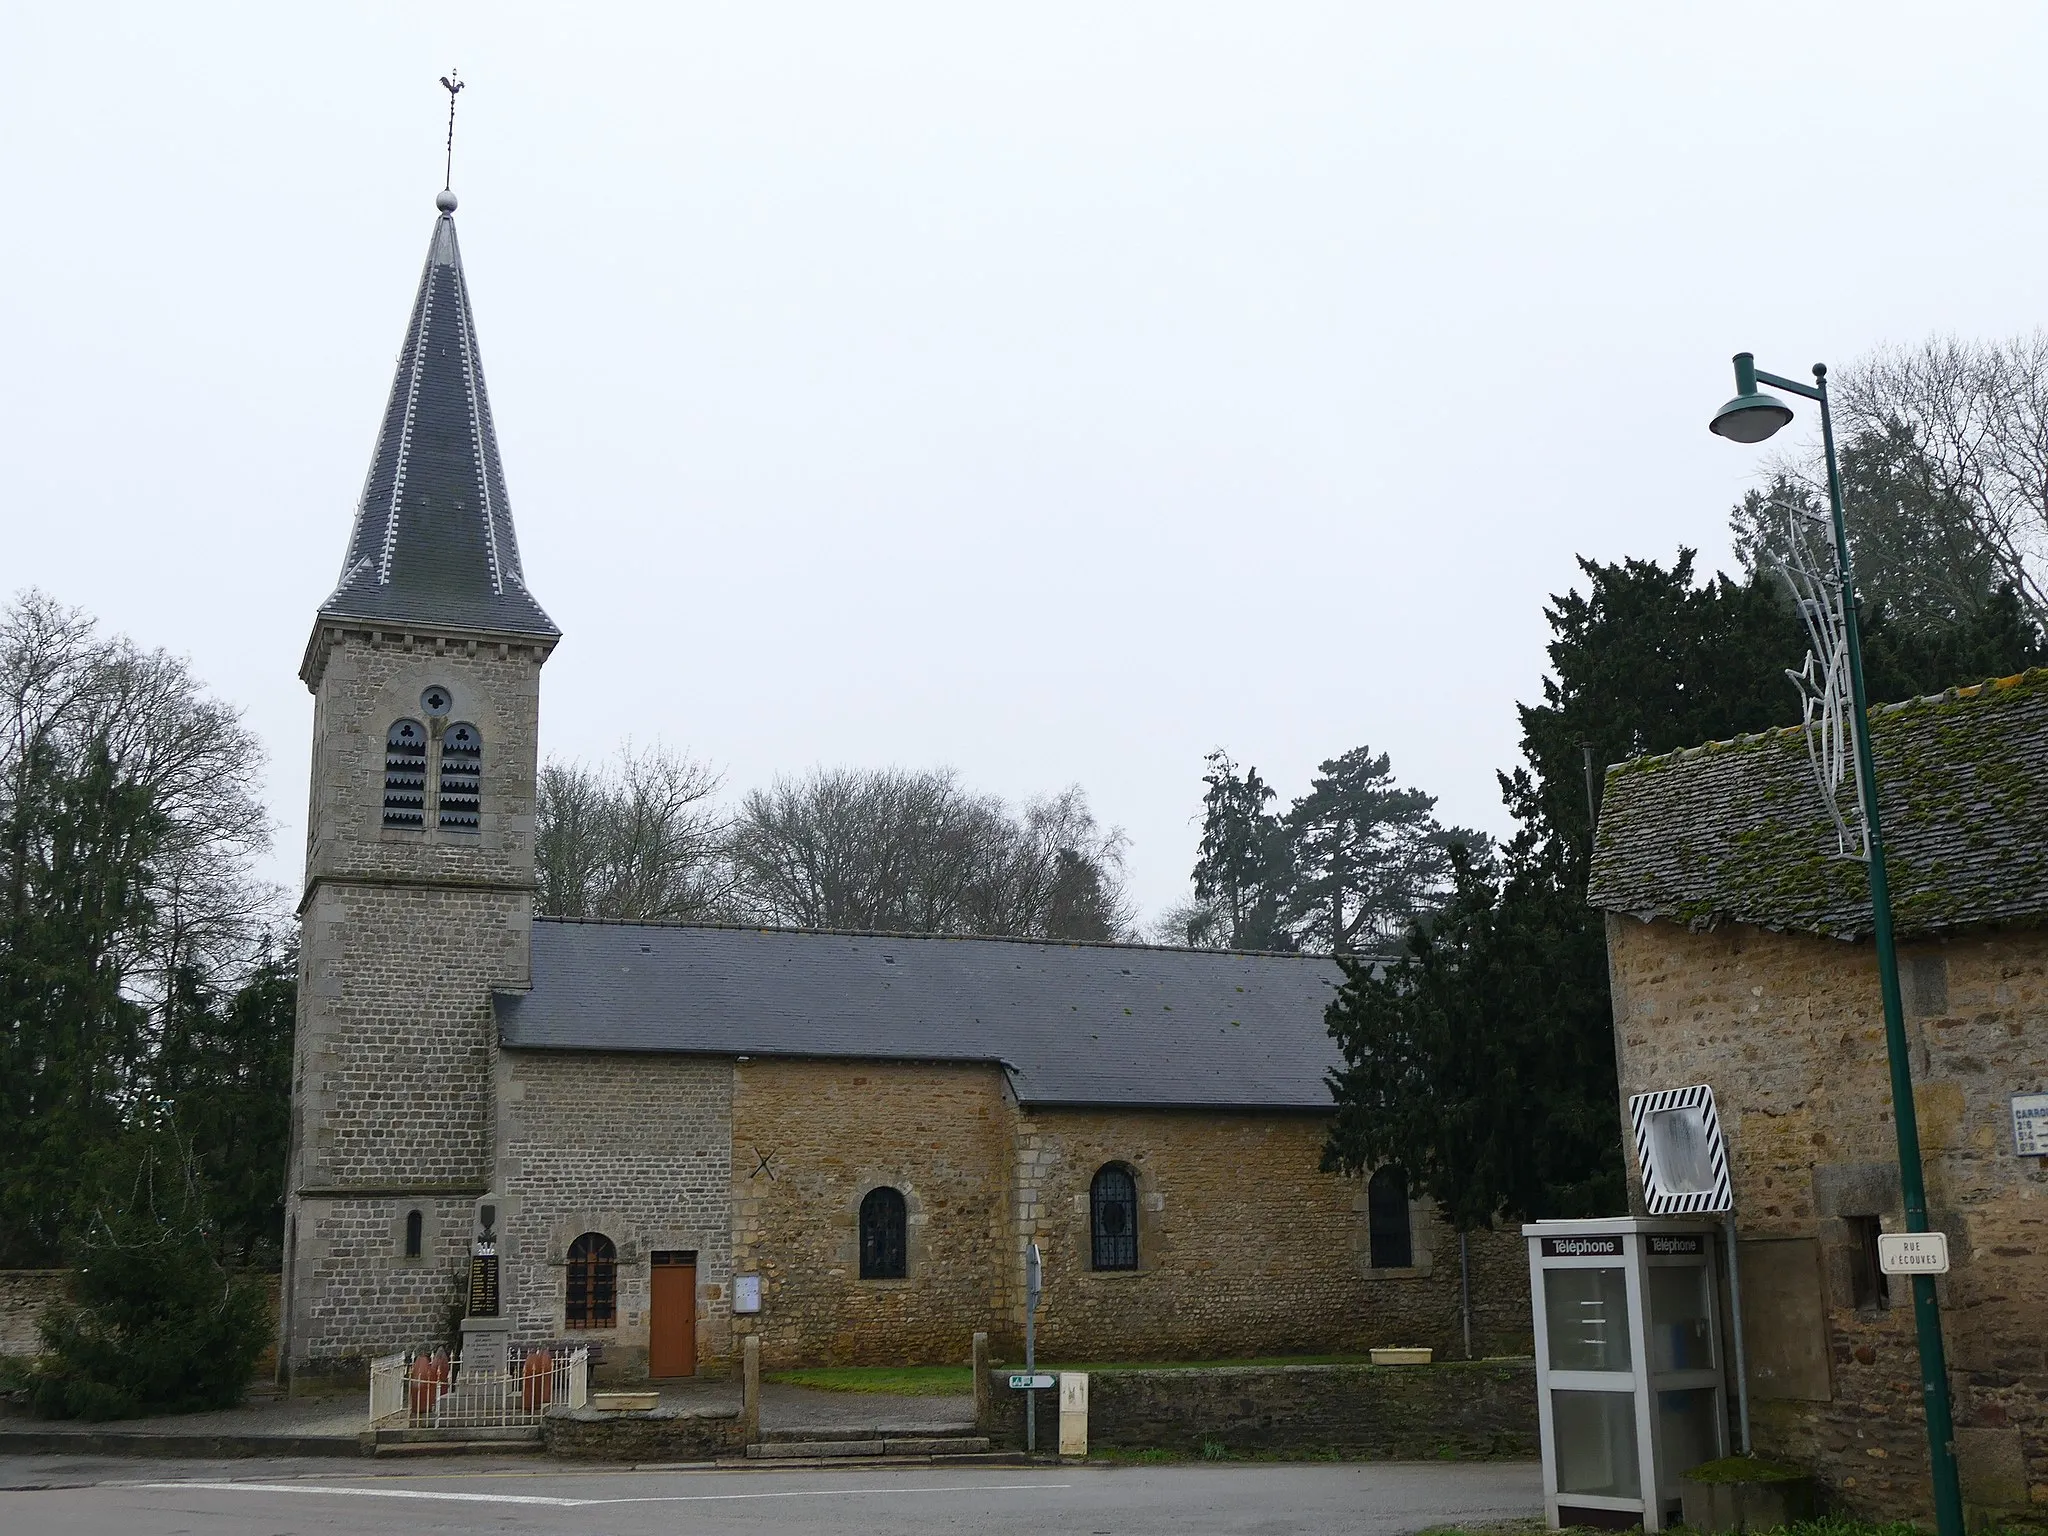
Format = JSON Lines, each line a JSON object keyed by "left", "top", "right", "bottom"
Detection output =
{"left": 439, "top": 69, "right": 464, "bottom": 192}
{"left": 1773, "top": 494, "right": 1870, "bottom": 861}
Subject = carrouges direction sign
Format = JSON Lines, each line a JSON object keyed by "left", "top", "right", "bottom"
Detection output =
{"left": 1009, "top": 1373, "right": 1055, "bottom": 1390}
{"left": 1877, "top": 1232, "right": 1950, "bottom": 1276}
{"left": 2013, "top": 1092, "right": 2048, "bottom": 1157}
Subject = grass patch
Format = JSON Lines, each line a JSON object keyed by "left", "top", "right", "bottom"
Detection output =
{"left": 1683, "top": 1453, "right": 1809, "bottom": 1484}
{"left": 1420, "top": 1524, "right": 2039, "bottom": 1536}
{"left": 768, "top": 1352, "right": 1385, "bottom": 1396}
{"left": 767, "top": 1365, "right": 975, "bottom": 1396}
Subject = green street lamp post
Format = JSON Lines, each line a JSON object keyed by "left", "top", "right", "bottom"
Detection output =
{"left": 1709, "top": 353, "right": 1964, "bottom": 1536}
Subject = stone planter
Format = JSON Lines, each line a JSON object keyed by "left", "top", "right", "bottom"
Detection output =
{"left": 1680, "top": 1457, "right": 1816, "bottom": 1532}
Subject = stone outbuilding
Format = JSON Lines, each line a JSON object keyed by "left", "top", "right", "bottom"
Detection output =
{"left": 279, "top": 190, "right": 1532, "bottom": 1388}
{"left": 1589, "top": 670, "right": 2048, "bottom": 1525}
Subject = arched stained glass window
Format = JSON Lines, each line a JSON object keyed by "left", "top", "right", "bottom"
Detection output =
{"left": 1368, "top": 1165, "right": 1413, "bottom": 1269}
{"left": 566, "top": 1232, "right": 617, "bottom": 1328}
{"left": 383, "top": 719, "right": 427, "bottom": 827}
{"left": 859, "top": 1187, "right": 907, "bottom": 1280}
{"left": 1091, "top": 1164, "right": 1138, "bottom": 1271}
{"left": 437, "top": 722, "right": 482, "bottom": 830}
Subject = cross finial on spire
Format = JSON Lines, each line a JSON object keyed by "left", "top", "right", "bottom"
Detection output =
{"left": 439, "top": 70, "right": 465, "bottom": 200}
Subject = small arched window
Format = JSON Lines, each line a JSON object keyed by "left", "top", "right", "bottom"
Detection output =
{"left": 859, "top": 1187, "right": 907, "bottom": 1280}
{"left": 383, "top": 720, "right": 427, "bottom": 827}
{"left": 1091, "top": 1164, "right": 1139, "bottom": 1271}
{"left": 1368, "top": 1165, "right": 1413, "bottom": 1269}
{"left": 566, "top": 1232, "right": 617, "bottom": 1328}
{"left": 437, "top": 722, "right": 482, "bottom": 830}
{"left": 404, "top": 1209, "right": 423, "bottom": 1259}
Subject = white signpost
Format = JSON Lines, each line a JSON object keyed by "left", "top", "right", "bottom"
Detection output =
{"left": 1023, "top": 1241, "right": 1043, "bottom": 1454}
{"left": 1878, "top": 1232, "right": 1951, "bottom": 1276}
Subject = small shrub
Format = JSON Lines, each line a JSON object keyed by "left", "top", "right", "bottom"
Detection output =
{"left": 29, "top": 1134, "right": 269, "bottom": 1421}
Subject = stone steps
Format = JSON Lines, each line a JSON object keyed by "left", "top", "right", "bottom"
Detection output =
{"left": 747, "top": 1433, "right": 992, "bottom": 1460}
{"left": 761, "top": 1423, "right": 977, "bottom": 1444}
{"left": 371, "top": 1425, "right": 543, "bottom": 1455}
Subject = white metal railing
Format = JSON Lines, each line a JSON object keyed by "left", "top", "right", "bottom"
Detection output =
{"left": 367, "top": 1346, "right": 589, "bottom": 1429}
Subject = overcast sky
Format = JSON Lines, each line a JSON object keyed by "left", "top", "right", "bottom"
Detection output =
{"left": 5, "top": 4, "right": 2043, "bottom": 927}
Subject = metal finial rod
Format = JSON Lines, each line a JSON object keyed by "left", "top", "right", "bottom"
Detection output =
{"left": 439, "top": 70, "right": 465, "bottom": 191}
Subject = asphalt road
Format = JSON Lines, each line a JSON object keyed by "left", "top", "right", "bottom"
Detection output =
{"left": 0, "top": 1454, "right": 1542, "bottom": 1535}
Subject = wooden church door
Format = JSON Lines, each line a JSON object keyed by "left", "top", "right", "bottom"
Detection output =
{"left": 649, "top": 1252, "right": 697, "bottom": 1377}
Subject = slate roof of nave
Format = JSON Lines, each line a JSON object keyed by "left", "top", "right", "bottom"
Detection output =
{"left": 1588, "top": 668, "right": 2048, "bottom": 941}
{"left": 319, "top": 201, "right": 557, "bottom": 639}
{"left": 495, "top": 919, "right": 1361, "bottom": 1110}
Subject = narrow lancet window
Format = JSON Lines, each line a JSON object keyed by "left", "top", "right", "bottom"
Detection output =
{"left": 859, "top": 1187, "right": 907, "bottom": 1279}
{"left": 438, "top": 722, "right": 482, "bottom": 830}
{"left": 566, "top": 1232, "right": 617, "bottom": 1328}
{"left": 1091, "top": 1164, "right": 1139, "bottom": 1271}
{"left": 383, "top": 720, "right": 427, "bottom": 827}
{"left": 1368, "top": 1165, "right": 1413, "bottom": 1268}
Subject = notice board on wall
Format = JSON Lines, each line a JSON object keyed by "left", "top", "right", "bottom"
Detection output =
{"left": 1738, "top": 1237, "right": 1833, "bottom": 1402}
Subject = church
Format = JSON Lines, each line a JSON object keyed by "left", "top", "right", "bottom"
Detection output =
{"left": 279, "top": 188, "right": 1529, "bottom": 1384}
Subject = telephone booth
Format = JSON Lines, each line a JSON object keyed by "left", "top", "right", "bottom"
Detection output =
{"left": 1524, "top": 1217, "right": 1728, "bottom": 1531}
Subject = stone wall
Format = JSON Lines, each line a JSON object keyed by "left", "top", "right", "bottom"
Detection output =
{"left": 983, "top": 1361, "right": 1537, "bottom": 1458}
{"left": 542, "top": 1403, "right": 746, "bottom": 1460}
{"left": 723, "top": 1061, "right": 1530, "bottom": 1371}
{"left": 1607, "top": 914, "right": 2048, "bottom": 1523}
{"left": 284, "top": 625, "right": 550, "bottom": 1378}
{"left": 1012, "top": 1107, "right": 1530, "bottom": 1363}
{"left": 499, "top": 1052, "right": 735, "bottom": 1379}
{"left": 5, "top": 1271, "right": 284, "bottom": 1372}
{"left": 298, "top": 626, "right": 550, "bottom": 889}
{"left": 730, "top": 1059, "right": 1010, "bottom": 1369}
{"left": 0, "top": 1271, "right": 68, "bottom": 1356}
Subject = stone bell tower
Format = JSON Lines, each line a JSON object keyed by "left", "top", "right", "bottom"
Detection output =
{"left": 282, "top": 188, "right": 559, "bottom": 1378}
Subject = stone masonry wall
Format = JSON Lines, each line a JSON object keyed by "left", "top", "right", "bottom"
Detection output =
{"left": 499, "top": 1052, "right": 735, "bottom": 1380}
{"left": 730, "top": 1059, "right": 1010, "bottom": 1369}
{"left": 1607, "top": 915, "right": 2048, "bottom": 1523}
{"left": 299, "top": 626, "right": 549, "bottom": 888}
{"left": 1012, "top": 1107, "right": 1531, "bottom": 1364}
{"left": 723, "top": 1059, "right": 1530, "bottom": 1370}
{"left": 0, "top": 1271, "right": 68, "bottom": 1356}
{"left": 286, "top": 1195, "right": 473, "bottom": 1375}
{"left": 984, "top": 1361, "right": 1538, "bottom": 1458}
{"left": 285, "top": 627, "right": 548, "bottom": 1376}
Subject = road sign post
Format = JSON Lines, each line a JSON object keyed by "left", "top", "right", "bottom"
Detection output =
{"left": 1024, "top": 1241, "right": 1042, "bottom": 1454}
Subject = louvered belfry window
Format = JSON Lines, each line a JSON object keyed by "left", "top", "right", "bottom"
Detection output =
{"left": 1091, "top": 1164, "right": 1139, "bottom": 1271}
{"left": 566, "top": 1232, "right": 617, "bottom": 1328}
{"left": 437, "top": 722, "right": 482, "bottom": 830}
{"left": 859, "top": 1187, "right": 907, "bottom": 1280}
{"left": 382, "top": 720, "right": 427, "bottom": 826}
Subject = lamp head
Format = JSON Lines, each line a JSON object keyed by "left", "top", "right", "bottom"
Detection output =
{"left": 1709, "top": 350, "right": 1795, "bottom": 443}
{"left": 1709, "top": 391, "right": 1795, "bottom": 443}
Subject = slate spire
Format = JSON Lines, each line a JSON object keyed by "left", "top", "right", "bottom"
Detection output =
{"left": 320, "top": 192, "right": 557, "bottom": 638}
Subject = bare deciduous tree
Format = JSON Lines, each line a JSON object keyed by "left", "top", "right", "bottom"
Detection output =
{"left": 1, "top": 589, "right": 277, "bottom": 993}
{"left": 535, "top": 746, "right": 737, "bottom": 921}
{"left": 1746, "top": 335, "right": 2048, "bottom": 628}
{"left": 729, "top": 767, "right": 1132, "bottom": 940}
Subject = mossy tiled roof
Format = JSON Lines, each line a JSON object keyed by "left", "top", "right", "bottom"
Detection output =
{"left": 1587, "top": 669, "right": 2048, "bottom": 941}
